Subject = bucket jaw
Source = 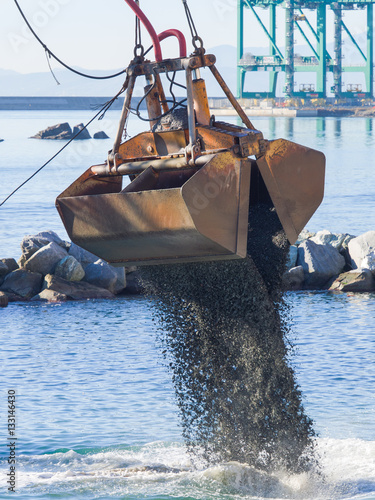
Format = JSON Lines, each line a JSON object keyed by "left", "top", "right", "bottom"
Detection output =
{"left": 256, "top": 139, "right": 325, "bottom": 245}
{"left": 57, "top": 151, "right": 251, "bottom": 266}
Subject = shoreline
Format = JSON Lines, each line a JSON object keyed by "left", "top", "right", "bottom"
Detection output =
{"left": 0, "top": 97, "right": 374, "bottom": 117}
{"left": 212, "top": 107, "right": 375, "bottom": 118}
{"left": 1, "top": 229, "right": 375, "bottom": 308}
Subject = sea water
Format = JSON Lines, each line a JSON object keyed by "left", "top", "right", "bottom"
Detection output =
{"left": 0, "top": 111, "right": 374, "bottom": 499}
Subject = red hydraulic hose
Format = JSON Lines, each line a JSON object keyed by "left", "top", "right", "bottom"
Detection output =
{"left": 158, "top": 29, "right": 187, "bottom": 58}
{"left": 123, "top": 0, "right": 163, "bottom": 61}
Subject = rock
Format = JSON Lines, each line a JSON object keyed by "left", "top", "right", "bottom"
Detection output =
{"left": 31, "top": 289, "right": 68, "bottom": 302}
{"left": 20, "top": 237, "right": 45, "bottom": 260}
{"left": 297, "top": 240, "right": 346, "bottom": 288}
{"left": 68, "top": 243, "right": 99, "bottom": 269}
{"left": 0, "top": 261, "right": 8, "bottom": 278}
{"left": 34, "top": 230, "right": 64, "bottom": 245}
{"left": 31, "top": 122, "right": 72, "bottom": 140}
{"left": 24, "top": 242, "right": 68, "bottom": 275}
{"left": 93, "top": 131, "right": 109, "bottom": 139}
{"left": 339, "top": 234, "right": 356, "bottom": 269}
{"left": 4, "top": 292, "right": 26, "bottom": 302}
{"left": 72, "top": 123, "right": 91, "bottom": 140}
{"left": 18, "top": 254, "right": 27, "bottom": 268}
{"left": 43, "top": 274, "right": 114, "bottom": 300}
{"left": 1, "top": 258, "right": 18, "bottom": 273}
{"left": 282, "top": 265, "right": 305, "bottom": 290}
{"left": 111, "top": 266, "right": 126, "bottom": 294}
{"left": 348, "top": 231, "right": 375, "bottom": 269}
{"left": 310, "top": 230, "right": 354, "bottom": 251}
{"left": 0, "top": 259, "right": 15, "bottom": 286}
{"left": 20, "top": 231, "right": 65, "bottom": 260}
{"left": 286, "top": 245, "right": 298, "bottom": 270}
{"left": 54, "top": 256, "right": 85, "bottom": 282}
{"left": 362, "top": 251, "right": 375, "bottom": 273}
{"left": 124, "top": 270, "right": 144, "bottom": 294}
{"left": 329, "top": 269, "right": 375, "bottom": 292}
{"left": 83, "top": 260, "right": 118, "bottom": 292}
{"left": 0, "top": 291, "right": 8, "bottom": 307}
{"left": 296, "top": 229, "right": 315, "bottom": 245}
{"left": 341, "top": 233, "right": 355, "bottom": 250}
{"left": 0, "top": 269, "right": 43, "bottom": 298}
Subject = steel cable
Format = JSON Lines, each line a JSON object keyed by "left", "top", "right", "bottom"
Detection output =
{"left": 0, "top": 87, "right": 127, "bottom": 207}
{"left": 13, "top": 0, "right": 127, "bottom": 80}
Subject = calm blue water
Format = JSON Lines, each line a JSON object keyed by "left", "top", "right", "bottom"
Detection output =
{"left": 0, "top": 111, "right": 375, "bottom": 499}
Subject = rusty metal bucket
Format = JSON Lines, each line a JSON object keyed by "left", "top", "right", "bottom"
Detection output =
{"left": 56, "top": 151, "right": 251, "bottom": 266}
{"left": 256, "top": 139, "right": 325, "bottom": 245}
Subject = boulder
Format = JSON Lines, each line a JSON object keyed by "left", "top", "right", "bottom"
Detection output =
{"left": 33, "top": 230, "right": 65, "bottom": 246}
{"left": 93, "top": 131, "right": 109, "bottom": 139}
{"left": 0, "top": 261, "right": 8, "bottom": 278}
{"left": 0, "top": 291, "right": 8, "bottom": 307}
{"left": 282, "top": 265, "right": 305, "bottom": 290}
{"left": 72, "top": 123, "right": 91, "bottom": 140}
{"left": 297, "top": 240, "right": 345, "bottom": 288}
{"left": 20, "top": 231, "right": 65, "bottom": 260}
{"left": 296, "top": 229, "right": 315, "bottom": 245}
{"left": 339, "top": 234, "right": 356, "bottom": 269}
{"left": 0, "top": 269, "right": 43, "bottom": 298}
{"left": 1, "top": 258, "right": 18, "bottom": 273}
{"left": 54, "top": 256, "right": 85, "bottom": 282}
{"left": 18, "top": 255, "right": 27, "bottom": 268}
{"left": 68, "top": 243, "right": 99, "bottom": 269}
{"left": 3, "top": 291, "right": 26, "bottom": 302}
{"left": 20, "top": 236, "right": 45, "bottom": 260}
{"left": 362, "top": 251, "right": 375, "bottom": 273}
{"left": 31, "top": 122, "right": 72, "bottom": 140}
{"left": 329, "top": 269, "right": 375, "bottom": 292}
{"left": 348, "top": 231, "right": 375, "bottom": 269}
{"left": 124, "top": 270, "right": 144, "bottom": 294}
{"left": 31, "top": 289, "right": 68, "bottom": 302}
{"left": 24, "top": 242, "right": 68, "bottom": 275}
{"left": 43, "top": 274, "right": 114, "bottom": 300}
{"left": 286, "top": 245, "right": 298, "bottom": 270}
{"left": 310, "top": 230, "right": 354, "bottom": 251}
{"left": 83, "top": 260, "right": 118, "bottom": 292}
{"left": 0, "top": 259, "right": 13, "bottom": 286}
{"left": 111, "top": 266, "right": 126, "bottom": 294}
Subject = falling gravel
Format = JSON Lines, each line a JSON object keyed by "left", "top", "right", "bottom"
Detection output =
{"left": 141, "top": 204, "right": 316, "bottom": 473}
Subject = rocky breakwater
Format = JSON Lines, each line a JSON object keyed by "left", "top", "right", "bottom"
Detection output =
{"left": 30, "top": 123, "right": 109, "bottom": 140}
{"left": 284, "top": 229, "right": 375, "bottom": 292}
{"left": 0, "top": 231, "right": 143, "bottom": 306}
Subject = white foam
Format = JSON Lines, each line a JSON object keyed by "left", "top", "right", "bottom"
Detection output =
{"left": 2, "top": 438, "right": 375, "bottom": 499}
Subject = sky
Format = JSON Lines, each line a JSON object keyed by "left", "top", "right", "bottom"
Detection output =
{"left": 1, "top": 0, "right": 369, "bottom": 78}
{"left": 1, "top": 0, "right": 241, "bottom": 74}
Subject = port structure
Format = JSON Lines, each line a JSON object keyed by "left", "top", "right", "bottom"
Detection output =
{"left": 237, "top": 0, "right": 374, "bottom": 99}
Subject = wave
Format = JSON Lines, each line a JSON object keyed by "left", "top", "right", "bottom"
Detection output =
{"left": 1, "top": 438, "right": 375, "bottom": 499}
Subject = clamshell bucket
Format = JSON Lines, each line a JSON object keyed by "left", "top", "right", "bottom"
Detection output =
{"left": 56, "top": 151, "right": 251, "bottom": 266}
{"left": 55, "top": 45, "right": 325, "bottom": 268}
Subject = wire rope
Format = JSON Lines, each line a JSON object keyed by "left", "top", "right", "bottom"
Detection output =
{"left": 0, "top": 87, "right": 127, "bottom": 207}
{"left": 13, "top": 0, "right": 127, "bottom": 80}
